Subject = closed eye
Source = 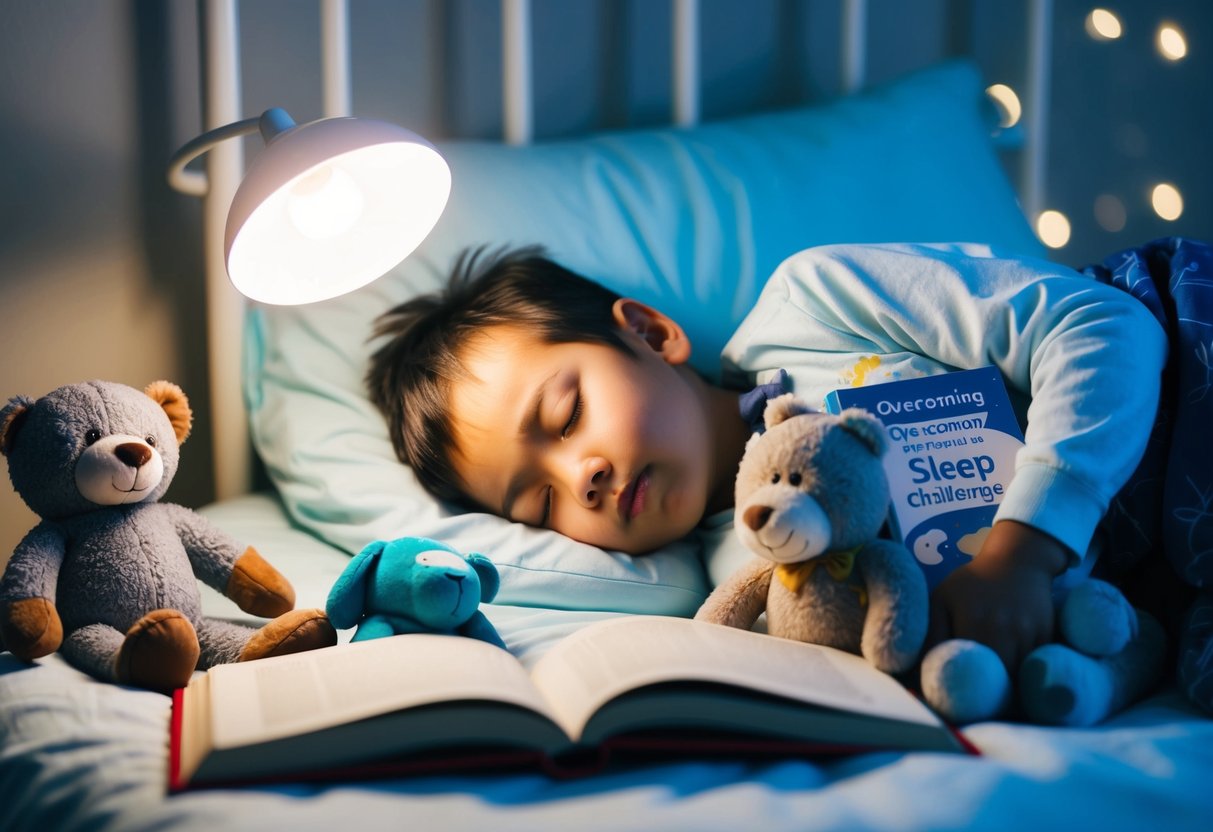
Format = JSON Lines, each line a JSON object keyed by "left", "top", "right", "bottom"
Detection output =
{"left": 561, "top": 391, "right": 583, "bottom": 439}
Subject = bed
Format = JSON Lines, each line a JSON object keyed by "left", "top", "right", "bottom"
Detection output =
{"left": 3, "top": 2, "right": 1212, "bottom": 829}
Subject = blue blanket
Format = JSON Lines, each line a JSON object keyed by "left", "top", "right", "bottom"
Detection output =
{"left": 1083, "top": 237, "right": 1213, "bottom": 708}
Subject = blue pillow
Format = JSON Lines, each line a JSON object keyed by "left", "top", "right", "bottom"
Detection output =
{"left": 244, "top": 59, "right": 1039, "bottom": 615}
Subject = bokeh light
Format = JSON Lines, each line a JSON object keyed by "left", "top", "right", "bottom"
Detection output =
{"left": 1151, "top": 183, "right": 1184, "bottom": 220}
{"left": 1036, "top": 210, "right": 1072, "bottom": 248}
{"left": 1157, "top": 24, "right": 1188, "bottom": 60}
{"left": 1085, "top": 9, "right": 1123, "bottom": 40}
{"left": 985, "top": 84, "right": 1022, "bottom": 128}
{"left": 1094, "top": 194, "right": 1127, "bottom": 232}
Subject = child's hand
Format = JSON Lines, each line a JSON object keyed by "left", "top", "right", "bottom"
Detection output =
{"left": 926, "top": 520, "right": 1068, "bottom": 676}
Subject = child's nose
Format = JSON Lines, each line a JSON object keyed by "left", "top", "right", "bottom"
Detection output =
{"left": 575, "top": 457, "right": 611, "bottom": 508}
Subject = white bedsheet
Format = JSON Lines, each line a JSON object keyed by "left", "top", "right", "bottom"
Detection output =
{"left": 2, "top": 494, "right": 1211, "bottom": 831}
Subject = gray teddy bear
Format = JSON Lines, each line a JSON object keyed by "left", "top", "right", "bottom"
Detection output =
{"left": 0, "top": 380, "right": 336, "bottom": 692}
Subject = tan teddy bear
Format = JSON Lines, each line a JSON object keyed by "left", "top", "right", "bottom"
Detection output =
{"left": 695, "top": 394, "right": 927, "bottom": 675}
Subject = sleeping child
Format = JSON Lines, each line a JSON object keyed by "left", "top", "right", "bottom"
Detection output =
{"left": 364, "top": 240, "right": 1212, "bottom": 715}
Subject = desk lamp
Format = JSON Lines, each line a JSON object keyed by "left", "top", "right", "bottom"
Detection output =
{"left": 168, "top": 108, "right": 450, "bottom": 305}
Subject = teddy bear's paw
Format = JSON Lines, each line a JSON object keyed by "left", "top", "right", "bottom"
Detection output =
{"left": 920, "top": 639, "right": 1010, "bottom": 725}
{"left": 226, "top": 547, "right": 297, "bottom": 618}
{"left": 0, "top": 598, "right": 64, "bottom": 661}
{"left": 239, "top": 608, "right": 337, "bottom": 662}
{"left": 1018, "top": 643, "right": 1112, "bottom": 726}
{"left": 115, "top": 609, "right": 200, "bottom": 693}
{"left": 862, "top": 640, "right": 918, "bottom": 676}
{"left": 1059, "top": 579, "right": 1135, "bottom": 657}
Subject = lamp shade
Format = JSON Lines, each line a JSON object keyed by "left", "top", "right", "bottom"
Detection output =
{"left": 224, "top": 116, "right": 451, "bottom": 305}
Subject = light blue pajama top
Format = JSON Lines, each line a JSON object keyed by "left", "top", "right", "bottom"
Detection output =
{"left": 698, "top": 242, "right": 1168, "bottom": 588}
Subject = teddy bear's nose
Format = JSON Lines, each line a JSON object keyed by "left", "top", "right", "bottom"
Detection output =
{"left": 743, "top": 504, "right": 773, "bottom": 531}
{"left": 115, "top": 442, "right": 153, "bottom": 469}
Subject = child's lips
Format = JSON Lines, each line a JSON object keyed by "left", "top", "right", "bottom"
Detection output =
{"left": 618, "top": 468, "right": 650, "bottom": 523}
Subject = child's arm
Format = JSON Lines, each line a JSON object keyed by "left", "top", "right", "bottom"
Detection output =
{"left": 724, "top": 242, "right": 1167, "bottom": 571}
{"left": 927, "top": 520, "right": 1068, "bottom": 674}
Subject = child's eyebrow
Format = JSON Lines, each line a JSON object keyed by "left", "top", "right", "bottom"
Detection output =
{"left": 502, "top": 371, "right": 558, "bottom": 518}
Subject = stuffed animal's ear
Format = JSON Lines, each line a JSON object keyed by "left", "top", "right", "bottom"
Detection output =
{"left": 0, "top": 396, "right": 34, "bottom": 457}
{"left": 466, "top": 553, "right": 500, "bottom": 603}
{"left": 325, "top": 540, "right": 387, "bottom": 629}
{"left": 144, "top": 381, "right": 192, "bottom": 445}
{"left": 763, "top": 393, "right": 815, "bottom": 431}
{"left": 837, "top": 407, "right": 887, "bottom": 457}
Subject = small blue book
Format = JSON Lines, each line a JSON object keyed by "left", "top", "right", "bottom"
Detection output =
{"left": 824, "top": 366, "right": 1025, "bottom": 590}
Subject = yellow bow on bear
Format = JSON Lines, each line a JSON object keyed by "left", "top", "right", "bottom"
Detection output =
{"left": 774, "top": 545, "right": 867, "bottom": 606}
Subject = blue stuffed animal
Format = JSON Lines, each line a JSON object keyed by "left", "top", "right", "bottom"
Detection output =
{"left": 325, "top": 537, "right": 505, "bottom": 648}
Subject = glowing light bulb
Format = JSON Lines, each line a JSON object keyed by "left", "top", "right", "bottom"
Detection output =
{"left": 1157, "top": 24, "right": 1188, "bottom": 60}
{"left": 1036, "top": 210, "right": 1071, "bottom": 249}
{"left": 986, "top": 84, "right": 1022, "bottom": 128}
{"left": 1086, "top": 9, "right": 1123, "bottom": 40}
{"left": 286, "top": 163, "right": 365, "bottom": 241}
{"left": 1151, "top": 183, "right": 1184, "bottom": 220}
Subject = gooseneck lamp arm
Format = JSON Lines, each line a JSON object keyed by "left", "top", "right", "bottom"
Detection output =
{"left": 167, "top": 115, "right": 258, "bottom": 197}
{"left": 167, "top": 109, "right": 297, "bottom": 197}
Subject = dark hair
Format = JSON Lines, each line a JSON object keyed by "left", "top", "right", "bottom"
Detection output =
{"left": 366, "top": 245, "right": 632, "bottom": 507}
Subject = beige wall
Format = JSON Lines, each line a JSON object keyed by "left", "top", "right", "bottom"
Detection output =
{"left": 0, "top": 2, "right": 212, "bottom": 570}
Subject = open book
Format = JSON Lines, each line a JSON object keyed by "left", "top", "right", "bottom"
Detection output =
{"left": 170, "top": 615, "right": 970, "bottom": 789}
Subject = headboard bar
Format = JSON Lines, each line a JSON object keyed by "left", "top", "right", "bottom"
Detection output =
{"left": 503, "top": 0, "right": 533, "bottom": 145}
{"left": 673, "top": 0, "right": 700, "bottom": 126}
{"left": 200, "top": 0, "right": 252, "bottom": 500}
{"left": 1023, "top": 0, "right": 1054, "bottom": 223}
{"left": 842, "top": 0, "right": 868, "bottom": 94}
{"left": 321, "top": 0, "right": 351, "bottom": 118}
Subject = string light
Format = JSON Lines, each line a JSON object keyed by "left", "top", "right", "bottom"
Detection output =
{"left": 1085, "top": 9, "right": 1123, "bottom": 40}
{"left": 1157, "top": 23, "right": 1188, "bottom": 60}
{"left": 1081, "top": 15, "right": 1192, "bottom": 247}
{"left": 1151, "top": 183, "right": 1184, "bottom": 220}
{"left": 1036, "top": 210, "right": 1072, "bottom": 248}
{"left": 985, "top": 84, "right": 1022, "bottom": 128}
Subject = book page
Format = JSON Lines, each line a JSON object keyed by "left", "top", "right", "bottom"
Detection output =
{"left": 529, "top": 616, "right": 941, "bottom": 741}
{"left": 203, "top": 634, "right": 555, "bottom": 749}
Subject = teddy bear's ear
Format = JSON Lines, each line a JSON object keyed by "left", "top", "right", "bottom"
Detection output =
{"left": 763, "top": 393, "right": 815, "bottom": 431}
{"left": 325, "top": 539, "right": 388, "bottom": 629}
{"left": 466, "top": 553, "right": 500, "bottom": 603}
{"left": 837, "top": 407, "right": 887, "bottom": 457}
{"left": 0, "top": 396, "right": 35, "bottom": 457}
{"left": 144, "top": 381, "right": 192, "bottom": 445}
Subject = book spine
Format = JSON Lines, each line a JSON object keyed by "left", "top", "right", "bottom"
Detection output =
{"left": 824, "top": 367, "right": 1023, "bottom": 590}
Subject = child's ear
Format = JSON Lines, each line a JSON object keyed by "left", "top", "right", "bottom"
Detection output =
{"left": 611, "top": 298, "right": 692, "bottom": 365}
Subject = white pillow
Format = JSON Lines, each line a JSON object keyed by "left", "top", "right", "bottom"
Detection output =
{"left": 244, "top": 60, "right": 1041, "bottom": 615}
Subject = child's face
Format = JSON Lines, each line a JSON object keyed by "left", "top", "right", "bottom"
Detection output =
{"left": 447, "top": 300, "right": 719, "bottom": 554}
